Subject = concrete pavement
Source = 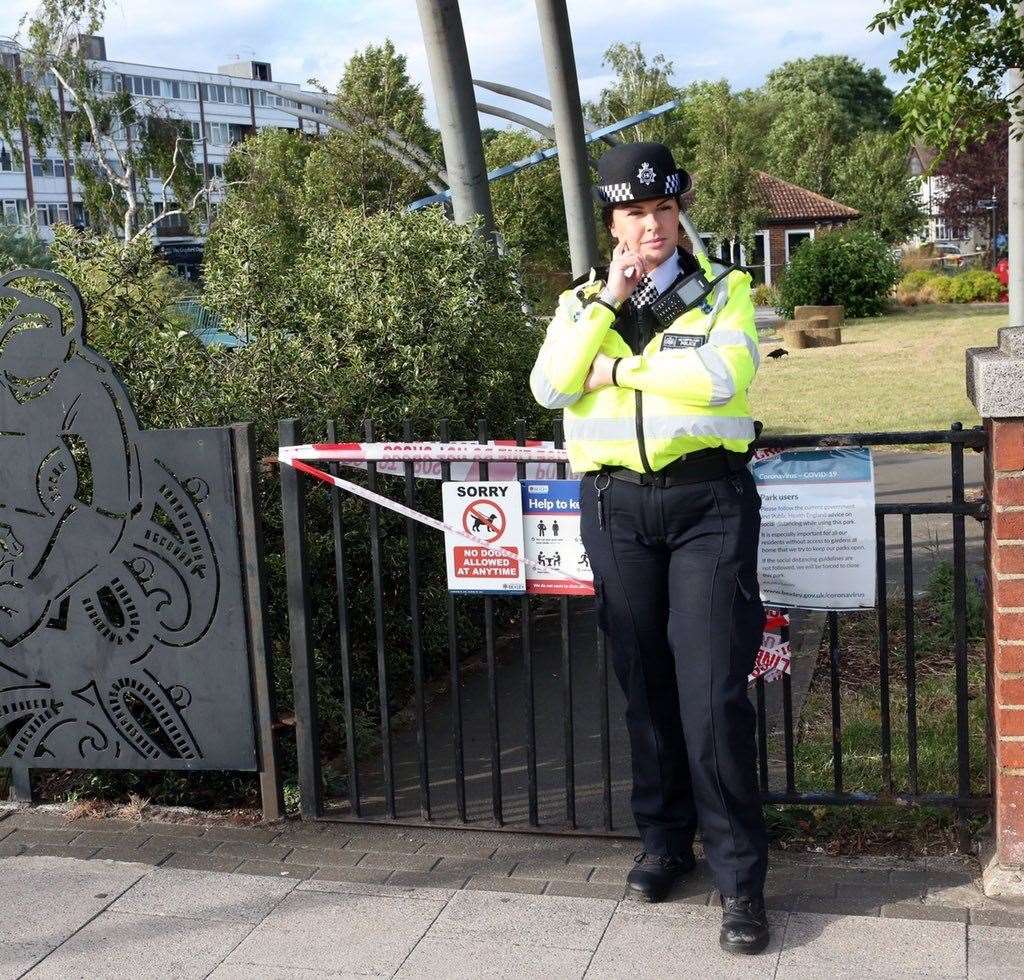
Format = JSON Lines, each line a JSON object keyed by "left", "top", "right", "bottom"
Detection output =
{"left": 1, "top": 840, "right": 1022, "bottom": 979}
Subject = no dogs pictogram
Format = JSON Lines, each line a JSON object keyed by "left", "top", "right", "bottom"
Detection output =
{"left": 463, "top": 500, "right": 505, "bottom": 542}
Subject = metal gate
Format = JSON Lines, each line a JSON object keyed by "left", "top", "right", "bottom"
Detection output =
{"left": 280, "top": 420, "right": 989, "bottom": 847}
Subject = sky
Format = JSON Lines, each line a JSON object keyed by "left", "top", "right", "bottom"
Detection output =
{"left": 0, "top": 0, "right": 908, "bottom": 123}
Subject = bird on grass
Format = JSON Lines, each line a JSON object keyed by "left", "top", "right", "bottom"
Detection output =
{"left": 766, "top": 348, "right": 788, "bottom": 359}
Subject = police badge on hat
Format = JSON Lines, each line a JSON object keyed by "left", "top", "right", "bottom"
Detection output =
{"left": 593, "top": 142, "right": 691, "bottom": 205}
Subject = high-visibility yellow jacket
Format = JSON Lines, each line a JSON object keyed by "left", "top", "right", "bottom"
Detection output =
{"left": 530, "top": 248, "right": 760, "bottom": 473}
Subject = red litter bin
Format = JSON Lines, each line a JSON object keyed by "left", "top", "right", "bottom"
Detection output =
{"left": 996, "top": 257, "right": 1009, "bottom": 302}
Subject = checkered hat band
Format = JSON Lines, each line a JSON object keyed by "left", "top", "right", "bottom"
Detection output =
{"left": 599, "top": 182, "right": 634, "bottom": 203}
{"left": 599, "top": 174, "right": 683, "bottom": 203}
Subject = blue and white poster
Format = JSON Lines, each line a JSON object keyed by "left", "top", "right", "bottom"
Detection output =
{"left": 520, "top": 480, "right": 594, "bottom": 596}
{"left": 751, "top": 447, "right": 876, "bottom": 610}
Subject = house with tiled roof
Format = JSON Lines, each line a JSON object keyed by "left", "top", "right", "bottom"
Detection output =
{"left": 681, "top": 171, "right": 861, "bottom": 286}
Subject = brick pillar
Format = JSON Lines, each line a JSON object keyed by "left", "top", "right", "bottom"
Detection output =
{"left": 969, "top": 327, "right": 1024, "bottom": 875}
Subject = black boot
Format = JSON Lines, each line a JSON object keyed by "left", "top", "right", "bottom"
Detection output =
{"left": 625, "top": 851, "right": 696, "bottom": 902}
{"left": 719, "top": 893, "right": 770, "bottom": 955}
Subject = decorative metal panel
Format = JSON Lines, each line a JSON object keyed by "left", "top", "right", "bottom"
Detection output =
{"left": 0, "top": 269, "right": 257, "bottom": 771}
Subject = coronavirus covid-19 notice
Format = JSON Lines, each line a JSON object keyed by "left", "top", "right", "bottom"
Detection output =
{"left": 751, "top": 447, "right": 876, "bottom": 610}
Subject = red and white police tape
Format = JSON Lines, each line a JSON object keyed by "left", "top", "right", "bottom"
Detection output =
{"left": 278, "top": 446, "right": 590, "bottom": 588}
{"left": 277, "top": 441, "right": 791, "bottom": 683}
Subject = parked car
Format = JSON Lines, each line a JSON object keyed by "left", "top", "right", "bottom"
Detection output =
{"left": 932, "top": 243, "right": 982, "bottom": 269}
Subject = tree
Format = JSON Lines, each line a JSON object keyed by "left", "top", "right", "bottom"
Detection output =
{"left": 762, "top": 89, "right": 850, "bottom": 197}
{"left": 484, "top": 130, "right": 567, "bottom": 258}
{"left": 870, "top": 1, "right": 1021, "bottom": 152}
{"left": 763, "top": 54, "right": 896, "bottom": 134}
{"left": 933, "top": 121, "right": 1008, "bottom": 247}
{"left": 683, "top": 82, "right": 769, "bottom": 250}
{"left": 585, "top": 43, "right": 690, "bottom": 160}
{"left": 832, "top": 131, "right": 927, "bottom": 243}
{"left": 0, "top": 0, "right": 219, "bottom": 241}
{"left": 308, "top": 40, "right": 441, "bottom": 214}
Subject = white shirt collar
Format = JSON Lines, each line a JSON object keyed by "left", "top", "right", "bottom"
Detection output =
{"left": 649, "top": 250, "right": 681, "bottom": 296}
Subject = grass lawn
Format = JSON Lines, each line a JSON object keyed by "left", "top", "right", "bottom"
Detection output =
{"left": 751, "top": 303, "right": 1004, "bottom": 438}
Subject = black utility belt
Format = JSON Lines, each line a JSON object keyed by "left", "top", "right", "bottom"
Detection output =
{"left": 598, "top": 447, "right": 750, "bottom": 487}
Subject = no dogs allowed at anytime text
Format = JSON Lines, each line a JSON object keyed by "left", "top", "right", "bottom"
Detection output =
{"left": 441, "top": 481, "right": 526, "bottom": 594}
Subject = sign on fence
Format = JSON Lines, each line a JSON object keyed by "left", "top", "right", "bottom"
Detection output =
{"left": 441, "top": 482, "right": 526, "bottom": 594}
{"left": 752, "top": 447, "right": 877, "bottom": 610}
{"left": 521, "top": 481, "right": 594, "bottom": 596}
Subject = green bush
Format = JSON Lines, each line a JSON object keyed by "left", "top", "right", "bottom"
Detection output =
{"left": 0, "top": 222, "right": 53, "bottom": 273}
{"left": 922, "top": 275, "right": 955, "bottom": 303}
{"left": 751, "top": 282, "right": 780, "bottom": 307}
{"left": 945, "top": 269, "right": 1002, "bottom": 303}
{"left": 776, "top": 228, "right": 901, "bottom": 319}
{"left": 898, "top": 269, "right": 934, "bottom": 292}
{"left": 42, "top": 213, "right": 545, "bottom": 807}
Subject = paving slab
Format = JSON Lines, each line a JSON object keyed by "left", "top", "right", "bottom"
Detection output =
{"left": 282, "top": 845, "right": 365, "bottom": 867}
{"left": 777, "top": 912, "right": 967, "bottom": 977}
{"left": 24, "top": 910, "right": 253, "bottom": 980}
{"left": 585, "top": 905, "right": 784, "bottom": 979}
{"left": 109, "top": 866, "right": 297, "bottom": 924}
{"left": 967, "top": 923, "right": 1024, "bottom": 980}
{"left": 429, "top": 888, "right": 615, "bottom": 951}
{"left": 0, "top": 856, "right": 146, "bottom": 948}
{"left": 298, "top": 877, "right": 457, "bottom": 903}
{"left": 465, "top": 875, "right": 547, "bottom": 895}
{"left": 544, "top": 880, "right": 626, "bottom": 900}
{"left": 160, "top": 852, "right": 244, "bottom": 874}
{"left": 0, "top": 942, "right": 49, "bottom": 980}
{"left": 395, "top": 936, "right": 592, "bottom": 979}
{"left": 225, "top": 890, "right": 444, "bottom": 976}
{"left": 234, "top": 860, "right": 315, "bottom": 880}
{"left": 881, "top": 902, "right": 970, "bottom": 924}
{"left": 209, "top": 966, "right": 335, "bottom": 980}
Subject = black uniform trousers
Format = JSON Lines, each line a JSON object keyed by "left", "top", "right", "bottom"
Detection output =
{"left": 580, "top": 465, "right": 769, "bottom": 899}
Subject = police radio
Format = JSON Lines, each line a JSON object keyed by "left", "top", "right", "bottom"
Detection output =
{"left": 649, "top": 263, "right": 739, "bottom": 329}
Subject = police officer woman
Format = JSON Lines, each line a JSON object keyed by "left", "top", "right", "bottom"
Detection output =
{"left": 530, "top": 142, "right": 770, "bottom": 955}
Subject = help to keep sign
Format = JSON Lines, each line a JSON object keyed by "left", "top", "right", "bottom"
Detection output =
{"left": 522, "top": 481, "right": 594, "bottom": 596}
{"left": 441, "top": 482, "right": 525, "bottom": 595}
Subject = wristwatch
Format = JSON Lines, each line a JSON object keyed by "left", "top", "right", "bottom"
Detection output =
{"left": 596, "top": 284, "right": 621, "bottom": 312}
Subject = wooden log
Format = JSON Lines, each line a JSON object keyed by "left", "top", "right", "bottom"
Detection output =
{"left": 803, "top": 325, "right": 842, "bottom": 347}
{"left": 794, "top": 304, "right": 844, "bottom": 328}
{"left": 780, "top": 324, "right": 811, "bottom": 349}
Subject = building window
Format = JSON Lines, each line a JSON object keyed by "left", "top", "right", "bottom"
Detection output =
{"left": 785, "top": 229, "right": 814, "bottom": 263}
{"left": 745, "top": 232, "right": 769, "bottom": 285}
{"left": 209, "top": 162, "right": 225, "bottom": 179}
{"left": 204, "top": 121, "right": 231, "bottom": 146}
{"left": 0, "top": 144, "right": 21, "bottom": 172}
{"left": 935, "top": 219, "right": 966, "bottom": 242}
{"left": 30, "top": 157, "right": 71, "bottom": 179}
{"left": 2, "top": 199, "right": 29, "bottom": 225}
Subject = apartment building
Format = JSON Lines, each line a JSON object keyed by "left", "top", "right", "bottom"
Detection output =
{"left": 0, "top": 35, "right": 322, "bottom": 278}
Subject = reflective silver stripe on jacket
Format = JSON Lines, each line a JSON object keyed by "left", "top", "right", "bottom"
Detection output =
{"left": 530, "top": 360, "right": 582, "bottom": 409}
{"left": 707, "top": 327, "right": 761, "bottom": 368}
{"left": 564, "top": 414, "right": 755, "bottom": 442}
{"left": 695, "top": 345, "right": 735, "bottom": 405}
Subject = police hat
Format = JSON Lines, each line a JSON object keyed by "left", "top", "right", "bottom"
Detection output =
{"left": 593, "top": 141, "right": 691, "bottom": 205}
